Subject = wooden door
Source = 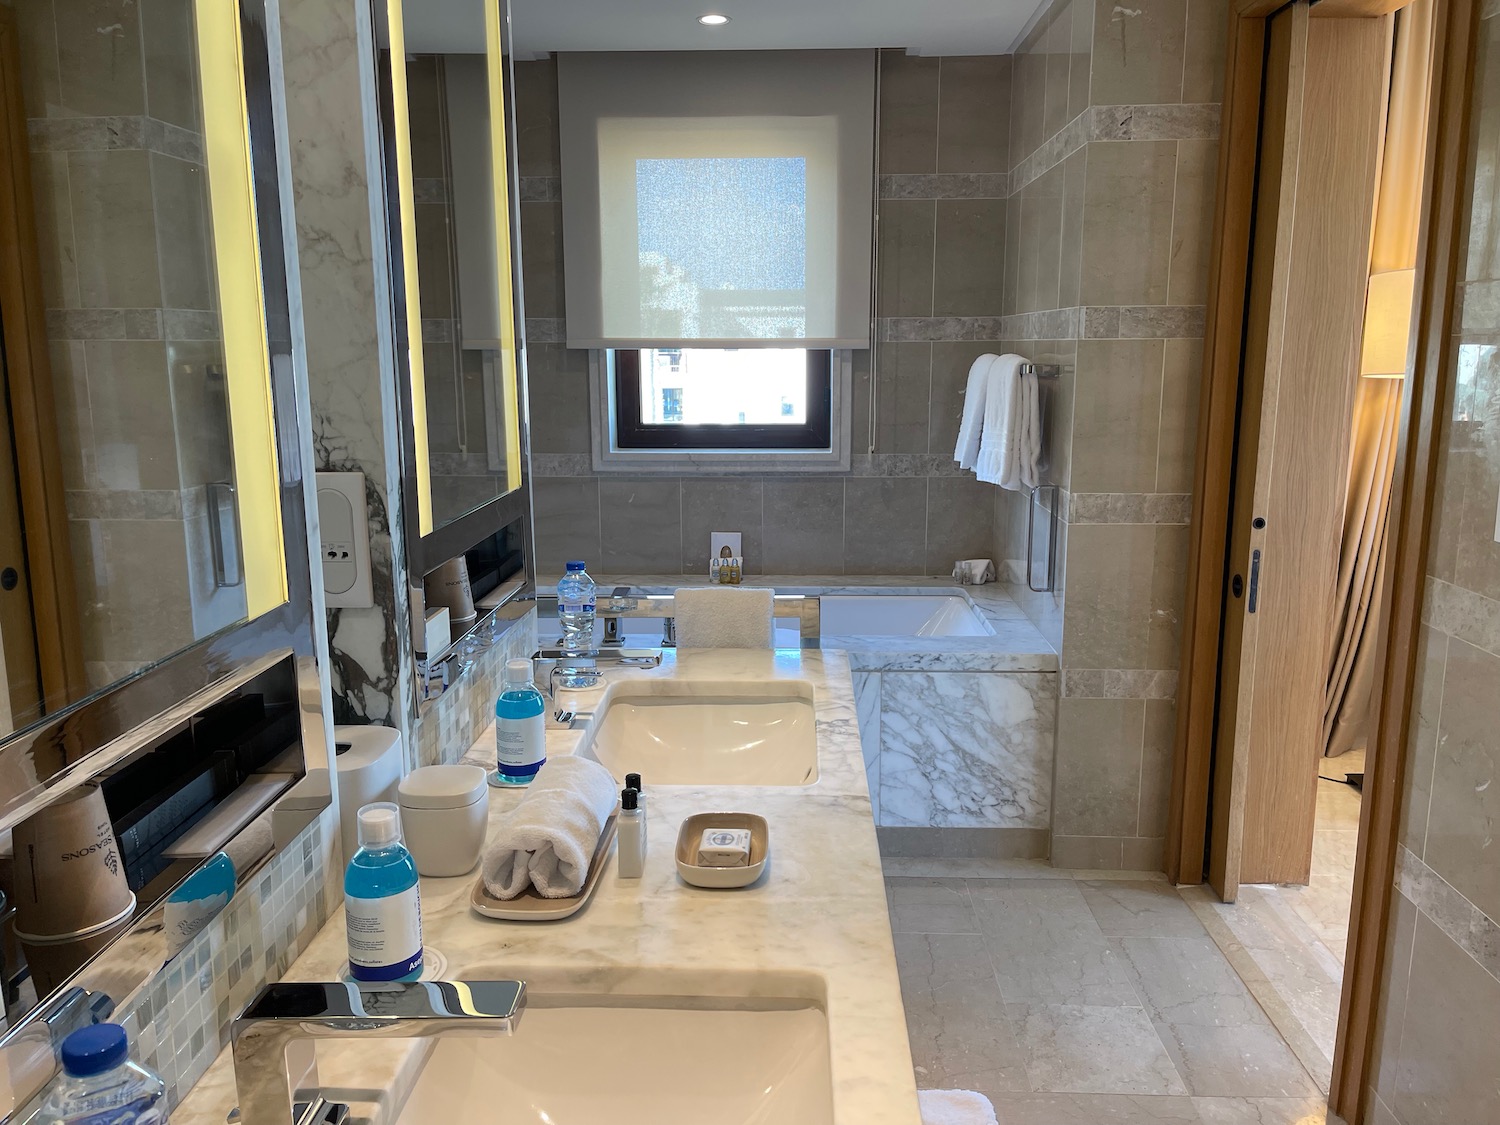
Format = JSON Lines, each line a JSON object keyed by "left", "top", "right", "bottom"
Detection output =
{"left": 1209, "top": 5, "right": 1389, "bottom": 897}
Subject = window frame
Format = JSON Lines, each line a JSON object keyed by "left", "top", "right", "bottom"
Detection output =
{"left": 585, "top": 348, "right": 855, "bottom": 474}
{"left": 612, "top": 348, "right": 834, "bottom": 452}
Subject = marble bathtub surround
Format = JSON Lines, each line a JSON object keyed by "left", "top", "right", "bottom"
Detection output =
{"left": 176, "top": 648, "right": 923, "bottom": 1125}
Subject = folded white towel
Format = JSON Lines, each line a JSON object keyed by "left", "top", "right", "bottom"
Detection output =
{"left": 672, "top": 586, "right": 775, "bottom": 648}
{"left": 917, "top": 1089, "right": 999, "bottom": 1125}
{"left": 1019, "top": 366, "right": 1042, "bottom": 490}
{"left": 975, "top": 353, "right": 1025, "bottom": 489}
{"left": 953, "top": 353, "right": 999, "bottom": 471}
{"left": 481, "top": 755, "right": 618, "bottom": 899}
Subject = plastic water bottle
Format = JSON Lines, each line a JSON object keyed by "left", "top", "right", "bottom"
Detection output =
{"left": 39, "top": 1024, "right": 168, "bottom": 1125}
{"left": 344, "top": 803, "right": 423, "bottom": 983}
{"left": 556, "top": 560, "right": 597, "bottom": 654}
{"left": 493, "top": 658, "right": 546, "bottom": 787}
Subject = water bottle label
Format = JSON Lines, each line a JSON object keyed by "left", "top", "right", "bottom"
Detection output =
{"left": 346, "top": 886, "right": 423, "bottom": 981}
{"left": 558, "top": 597, "right": 595, "bottom": 613}
{"left": 497, "top": 713, "right": 546, "bottom": 772}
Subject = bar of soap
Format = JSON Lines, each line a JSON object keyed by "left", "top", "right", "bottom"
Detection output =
{"left": 697, "top": 827, "right": 752, "bottom": 867}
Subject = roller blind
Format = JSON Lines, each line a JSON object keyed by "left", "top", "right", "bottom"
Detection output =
{"left": 557, "top": 50, "right": 876, "bottom": 349}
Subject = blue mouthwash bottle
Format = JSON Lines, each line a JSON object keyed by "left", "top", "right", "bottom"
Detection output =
{"left": 492, "top": 658, "right": 546, "bottom": 787}
{"left": 344, "top": 803, "right": 423, "bottom": 983}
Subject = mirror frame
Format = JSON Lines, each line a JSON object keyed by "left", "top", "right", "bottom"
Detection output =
{"left": 371, "top": 0, "right": 535, "bottom": 584}
{"left": 0, "top": 0, "right": 331, "bottom": 1034}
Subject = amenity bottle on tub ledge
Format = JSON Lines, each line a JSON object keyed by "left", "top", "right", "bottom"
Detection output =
{"left": 344, "top": 802, "right": 423, "bottom": 983}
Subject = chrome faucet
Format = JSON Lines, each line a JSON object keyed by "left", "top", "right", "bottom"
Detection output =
{"left": 230, "top": 980, "right": 526, "bottom": 1125}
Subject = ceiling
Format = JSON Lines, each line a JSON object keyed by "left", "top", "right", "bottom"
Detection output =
{"left": 504, "top": 0, "right": 1049, "bottom": 58}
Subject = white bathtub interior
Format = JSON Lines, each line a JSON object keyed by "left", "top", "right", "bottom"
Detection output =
{"left": 816, "top": 595, "right": 991, "bottom": 638}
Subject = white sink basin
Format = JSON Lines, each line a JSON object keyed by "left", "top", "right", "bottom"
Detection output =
{"left": 391, "top": 977, "right": 832, "bottom": 1125}
{"left": 580, "top": 680, "right": 818, "bottom": 786}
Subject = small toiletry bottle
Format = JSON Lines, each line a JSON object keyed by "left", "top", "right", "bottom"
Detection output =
{"left": 625, "top": 771, "right": 644, "bottom": 812}
{"left": 344, "top": 803, "right": 423, "bottom": 983}
{"left": 617, "top": 787, "right": 646, "bottom": 879}
{"left": 493, "top": 658, "right": 546, "bottom": 787}
{"left": 39, "top": 1024, "right": 167, "bottom": 1125}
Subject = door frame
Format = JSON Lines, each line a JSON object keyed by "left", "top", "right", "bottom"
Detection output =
{"left": 1164, "top": 0, "right": 1481, "bottom": 1120}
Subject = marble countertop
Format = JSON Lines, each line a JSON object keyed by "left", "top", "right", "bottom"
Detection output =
{"left": 176, "top": 648, "right": 920, "bottom": 1125}
{"left": 538, "top": 574, "right": 1059, "bottom": 673}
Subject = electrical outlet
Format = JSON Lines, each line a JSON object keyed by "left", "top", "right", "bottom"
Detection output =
{"left": 316, "top": 471, "right": 373, "bottom": 608}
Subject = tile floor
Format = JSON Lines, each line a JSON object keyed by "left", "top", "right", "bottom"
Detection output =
{"left": 886, "top": 860, "right": 1341, "bottom": 1125}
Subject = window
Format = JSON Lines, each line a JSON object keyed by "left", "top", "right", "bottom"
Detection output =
{"left": 613, "top": 348, "right": 832, "bottom": 451}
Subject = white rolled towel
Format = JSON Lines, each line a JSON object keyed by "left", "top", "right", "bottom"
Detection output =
{"left": 481, "top": 755, "right": 618, "bottom": 899}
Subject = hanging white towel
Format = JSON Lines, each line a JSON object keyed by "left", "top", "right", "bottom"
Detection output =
{"left": 953, "top": 353, "right": 999, "bottom": 471}
{"left": 1018, "top": 366, "right": 1043, "bottom": 490}
{"left": 672, "top": 586, "right": 775, "bottom": 648}
{"left": 974, "top": 353, "right": 1025, "bottom": 489}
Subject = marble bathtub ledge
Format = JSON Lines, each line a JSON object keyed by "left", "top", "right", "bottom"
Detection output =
{"left": 538, "top": 573, "right": 1060, "bottom": 673}
{"left": 175, "top": 648, "right": 921, "bottom": 1125}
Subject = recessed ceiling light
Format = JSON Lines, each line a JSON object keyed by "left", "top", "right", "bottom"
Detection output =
{"left": 698, "top": 13, "right": 730, "bottom": 25}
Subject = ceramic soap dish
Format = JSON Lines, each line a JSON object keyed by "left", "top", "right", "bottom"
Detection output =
{"left": 674, "top": 812, "right": 769, "bottom": 889}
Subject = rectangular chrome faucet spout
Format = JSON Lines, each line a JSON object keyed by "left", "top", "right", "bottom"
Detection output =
{"left": 231, "top": 980, "right": 526, "bottom": 1125}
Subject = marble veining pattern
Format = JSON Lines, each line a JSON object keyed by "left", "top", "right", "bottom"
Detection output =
{"left": 880, "top": 671, "right": 1057, "bottom": 829}
{"left": 175, "top": 649, "right": 922, "bottom": 1125}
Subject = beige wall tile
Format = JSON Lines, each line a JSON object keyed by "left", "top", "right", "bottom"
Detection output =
{"left": 415, "top": 199, "right": 455, "bottom": 320}
{"left": 167, "top": 339, "right": 233, "bottom": 487}
{"left": 1372, "top": 889, "right": 1418, "bottom": 1105}
{"left": 29, "top": 152, "right": 79, "bottom": 309}
{"left": 14, "top": 0, "right": 62, "bottom": 116}
{"left": 53, "top": 0, "right": 145, "bottom": 116}
{"left": 681, "top": 479, "right": 764, "bottom": 575}
{"left": 845, "top": 478, "right": 928, "bottom": 574}
{"left": 1059, "top": 148, "right": 1086, "bottom": 310}
{"left": 932, "top": 341, "right": 1000, "bottom": 457}
{"left": 1043, "top": 2, "right": 1074, "bottom": 141}
{"left": 49, "top": 340, "right": 94, "bottom": 491}
{"left": 1426, "top": 420, "right": 1464, "bottom": 585}
{"left": 763, "top": 479, "right": 846, "bottom": 573}
{"left": 927, "top": 476, "right": 997, "bottom": 574}
{"left": 141, "top": 0, "right": 201, "bottom": 131}
{"left": 1089, "top": 0, "right": 1187, "bottom": 106}
{"left": 879, "top": 51, "right": 940, "bottom": 174}
{"left": 526, "top": 345, "right": 590, "bottom": 455}
{"left": 531, "top": 477, "right": 600, "bottom": 574}
{"left": 1157, "top": 339, "right": 1203, "bottom": 493}
{"left": 1068, "top": 0, "right": 1094, "bottom": 121}
{"left": 85, "top": 340, "right": 179, "bottom": 491}
{"left": 69, "top": 150, "right": 163, "bottom": 310}
{"left": 1055, "top": 696, "right": 1145, "bottom": 836}
{"left": 1168, "top": 139, "right": 1219, "bottom": 306}
{"left": 1071, "top": 339, "right": 1165, "bottom": 493}
{"left": 1012, "top": 47, "right": 1049, "bottom": 167}
{"left": 1182, "top": 0, "right": 1229, "bottom": 104}
{"left": 405, "top": 56, "right": 446, "bottom": 180}
{"left": 1148, "top": 524, "right": 1189, "bottom": 669}
{"left": 1039, "top": 338, "right": 1077, "bottom": 488}
{"left": 934, "top": 200, "right": 1007, "bottom": 316}
{"left": 514, "top": 58, "right": 561, "bottom": 179}
{"left": 74, "top": 517, "right": 194, "bottom": 663}
{"left": 1138, "top": 698, "right": 1176, "bottom": 837}
{"left": 1392, "top": 912, "right": 1500, "bottom": 1124}
{"left": 599, "top": 478, "right": 683, "bottom": 572}
{"left": 151, "top": 154, "right": 215, "bottom": 312}
{"left": 874, "top": 341, "right": 934, "bottom": 454}
{"left": 519, "top": 201, "right": 566, "bottom": 320}
{"left": 1052, "top": 834, "right": 1126, "bottom": 869}
{"left": 937, "top": 56, "right": 1012, "bottom": 174}
{"left": 878, "top": 199, "right": 937, "bottom": 317}
{"left": 420, "top": 341, "right": 459, "bottom": 452}
{"left": 1003, "top": 195, "right": 1023, "bottom": 315}
{"left": 1425, "top": 637, "right": 1500, "bottom": 922}
{"left": 1080, "top": 141, "right": 1177, "bottom": 306}
{"left": 1062, "top": 523, "right": 1157, "bottom": 667}
{"left": 1030, "top": 165, "right": 1066, "bottom": 314}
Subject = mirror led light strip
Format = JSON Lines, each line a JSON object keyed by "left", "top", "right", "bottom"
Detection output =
{"left": 385, "top": 0, "right": 435, "bottom": 536}
{"left": 194, "top": 0, "right": 286, "bottom": 616}
{"left": 486, "top": 0, "right": 523, "bottom": 489}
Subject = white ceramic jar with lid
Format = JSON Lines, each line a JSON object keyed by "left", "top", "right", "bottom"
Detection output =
{"left": 397, "top": 765, "right": 489, "bottom": 877}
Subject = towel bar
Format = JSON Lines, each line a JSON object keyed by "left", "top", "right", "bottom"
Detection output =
{"left": 1018, "top": 363, "right": 1065, "bottom": 378}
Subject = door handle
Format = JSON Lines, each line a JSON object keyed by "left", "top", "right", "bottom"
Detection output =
{"left": 1231, "top": 574, "right": 1244, "bottom": 598}
{"left": 1248, "top": 549, "right": 1262, "bottom": 614}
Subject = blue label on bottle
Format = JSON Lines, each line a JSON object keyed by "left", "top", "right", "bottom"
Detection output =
{"left": 346, "top": 886, "right": 423, "bottom": 981}
{"left": 495, "top": 758, "right": 545, "bottom": 779}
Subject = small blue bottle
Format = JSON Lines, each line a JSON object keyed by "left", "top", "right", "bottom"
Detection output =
{"left": 492, "top": 658, "right": 546, "bottom": 787}
{"left": 344, "top": 803, "right": 423, "bottom": 983}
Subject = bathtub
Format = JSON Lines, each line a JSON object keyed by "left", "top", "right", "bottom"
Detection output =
{"left": 817, "top": 594, "right": 991, "bottom": 638}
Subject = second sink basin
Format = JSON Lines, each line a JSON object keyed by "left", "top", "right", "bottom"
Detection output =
{"left": 580, "top": 680, "right": 818, "bottom": 786}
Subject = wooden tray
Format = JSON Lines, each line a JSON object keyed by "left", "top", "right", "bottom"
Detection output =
{"left": 470, "top": 809, "right": 618, "bottom": 921}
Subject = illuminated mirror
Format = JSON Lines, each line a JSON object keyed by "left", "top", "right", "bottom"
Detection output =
{"left": 379, "top": 0, "right": 525, "bottom": 539}
{"left": 0, "top": 0, "right": 287, "bottom": 740}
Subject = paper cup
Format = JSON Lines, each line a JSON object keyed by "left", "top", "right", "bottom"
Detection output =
{"left": 17, "top": 896, "right": 136, "bottom": 996}
{"left": 12, "top": 784, "right": 133, "bottom": 938}
{"left": 424, "top": 558, "right": 474, "bottom": 619}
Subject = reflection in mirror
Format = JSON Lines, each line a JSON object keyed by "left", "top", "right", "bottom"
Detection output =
{"left": 381, "top": 0, "right": 525, "bottom": 537}
{"left": 0, "top": 0, "right": 287, "bottom": 740}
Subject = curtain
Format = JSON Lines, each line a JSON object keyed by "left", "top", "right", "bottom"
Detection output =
{"left": 1324, "top": 0, "right": 1434, "bottom": 757}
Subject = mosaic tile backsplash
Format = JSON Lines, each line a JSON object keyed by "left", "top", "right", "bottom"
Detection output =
{"left": 414, "top": 609, "right": 539, "bottom": 768}
{"left": 76, "top": 815, "right": 339, "bottom": 1115}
